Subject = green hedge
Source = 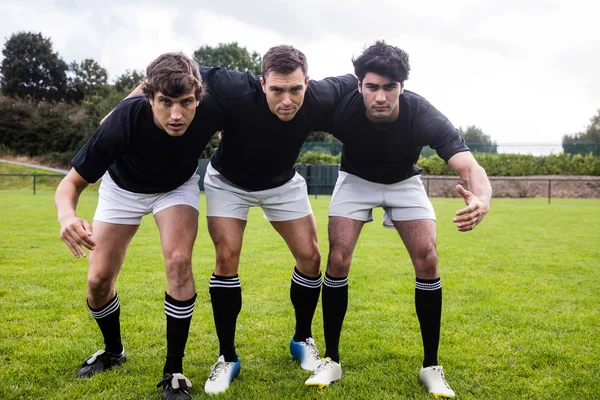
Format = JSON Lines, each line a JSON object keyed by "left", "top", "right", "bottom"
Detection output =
{"left": 297, "top": 151, "right": 600, "bottom": 176}
{"left": 296, "top": 151, "right": 341, "bottom": 165}
{"left": 417, "top": 153, "right": 600, "bottom": 176}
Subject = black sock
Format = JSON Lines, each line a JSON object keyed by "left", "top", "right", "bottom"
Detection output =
{"left": 322, "top": 273, "right": 348, "bottom": 363}
{"left": 88, "top": 293, "right": 123, "bottom": 354}
{"left": 415, "top": 278, "right": 442, "bottom": 367}
{"left": 209, "top": 274, "right": 241, "bottom": 362}
{"left": 291, "top": 267, "right": 322, "bottom": 342}
{"left": 163, "top": 292, "right": 196, "bottom": 374}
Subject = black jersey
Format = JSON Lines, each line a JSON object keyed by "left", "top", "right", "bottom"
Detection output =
{"left": 201, "top": 67, "right": 357, "bottom": 191}
{"left": 72, "top": 95, "right": 220, "bottom": 193}
{"left": 321, "top": 90, "right": 469, "bottom": 184}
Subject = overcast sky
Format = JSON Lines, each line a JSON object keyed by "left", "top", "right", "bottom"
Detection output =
{"left": 1, "top": 0, "right": 598, "bottom": 144}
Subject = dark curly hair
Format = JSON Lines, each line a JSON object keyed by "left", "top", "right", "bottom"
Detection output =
{"left": 352, "top": 40, "right": 410, "bottom": 83}
{"left": 142, "top": 52, "right": 204, "bottom": 102}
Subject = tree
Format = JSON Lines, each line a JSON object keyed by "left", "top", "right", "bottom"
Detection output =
{"left": 193, "top": 42, "right": 261, "bottom": 75}
{"left": 563, "top": 109, "right": 600, "bottom": 155}
{"left": 459, "top": 125, "right": 498, "bottom": 153}
{"left": 114, "top": 69, "right": 145, "bottom": 93}
{"left": 69, "top": 58, "right": 108, "bottom": 99}
{"left": 0, "top": 31, "right": 69, "bottom": 101}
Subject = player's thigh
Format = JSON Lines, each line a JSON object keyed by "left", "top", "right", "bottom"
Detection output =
{"left": 88, "top": 221, "right": 139, "bottom": 280}
{"left": 328, "top": 216, "right": 364, "bottom": 255}
{"left": 270, "top": 214, "right": 319, "bottom": 259}
{"left": 154, "top": 205, "right": 199, "bottom": 258}
{"left": 152, "top": 175, "right": 201, "bottom": 257}
{"left": 392, "top": 219, "right": 437, "bottom": 259}
{"left": 207, "top": 217, "right": 247, "bottom": 254}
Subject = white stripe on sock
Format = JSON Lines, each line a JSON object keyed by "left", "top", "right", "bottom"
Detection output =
{"left": 210, "top": 276, "right": 241, "bottom": 288}
{"left": 292, "top": 271, "right": 322, "bottom": 288}
{"left": 324, "top": 275, "right": 348, "bottom": 288}
{"left": 165, "top": 300, "right": 195, "bottom": 319}
{"left": 415, "top": 280, "right": 442, "bottom": 291}
{"left": 90, "top": 296, "right": 120, "bottom": 319}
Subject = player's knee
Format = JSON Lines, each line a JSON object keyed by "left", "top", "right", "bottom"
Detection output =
{"left": 165, "top": 251, "right": 192, "bottom": 272}
{"left": 87, "top": 274, "right": 113, "bottom": 299}
{"left": 215, "top": 246, "right": 241, "bottom": 268}
{"left": 297, "top": 246, "right": 321, "bottom": 268}
{"left": 327, "top": 250, "right": 351, "bottom": 276}
{"left": 413, "top": 248, "right": 438, "bottom": 278}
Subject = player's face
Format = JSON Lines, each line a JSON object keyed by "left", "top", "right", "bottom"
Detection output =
{"left": 358, "top": 72, "right": 404, "bottom": 124}
{"left": 151, "top": 90, "right": 199, "bottom": 137}
{"left": 261, "top": 68, "right": 309, "bottom": 121}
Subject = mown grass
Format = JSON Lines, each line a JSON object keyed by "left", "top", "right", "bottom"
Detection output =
{"left": 1, "top": 178, "right": 599, "bottom": 399}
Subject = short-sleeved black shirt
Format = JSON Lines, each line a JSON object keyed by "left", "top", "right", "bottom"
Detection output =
{"left": 201, "top": 67, "right": 357, "bottom": 191}
{"left": 72, "top": 95, "right": 220, "bottom": 193}
{"left": 321, "top": 90, "right": 469, "bottom": 184}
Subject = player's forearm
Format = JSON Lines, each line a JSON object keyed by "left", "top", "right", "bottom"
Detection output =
{"left": 55, "top": 181, "right": 80, "bottom": 221}
{"left": 55, "top": 176, "right": 87, "bottom": 222}
{"left": 461, "top": 165, "right": 492, "bottom": 207}
{"left": 125, "top": 84, "right": 143, "bottom": 99}
{"left": 100, "top": 85, "right": 144, "bottom": 125}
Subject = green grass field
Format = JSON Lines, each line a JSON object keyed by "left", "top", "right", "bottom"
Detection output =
{"left": 1, "top": 177, "right": 599, "bottom": 399}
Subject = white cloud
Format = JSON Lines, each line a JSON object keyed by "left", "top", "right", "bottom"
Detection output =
{"left": 1, "top": 0, "right": 598, "bottom": 143}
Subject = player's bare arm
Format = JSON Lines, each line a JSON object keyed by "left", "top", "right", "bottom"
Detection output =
{"left": 447, "top": 151, "right": 492, "bottom": 232}
{"left": 55, "top": 168, "right": 95, "bottom": 257}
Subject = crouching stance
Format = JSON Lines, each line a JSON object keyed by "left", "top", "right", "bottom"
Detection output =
{"left": 55, "top": 52, "right": 219, "bottom": 399}
{"left": 306, "top": 41, "right": 492, "bottom": 398}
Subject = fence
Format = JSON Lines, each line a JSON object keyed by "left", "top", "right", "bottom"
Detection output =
{"left": 3, "top": 167, "right": 600, "bottom": 202}
{"left": 0, "top": 173, "right": 64, "bottom": 194}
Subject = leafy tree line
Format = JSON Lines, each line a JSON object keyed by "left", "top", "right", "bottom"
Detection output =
{"left": 1, "top": 31, "right": 596, "bottom": 169}
{"left": 0, "top": 32, "right": 263, "bottom": 163}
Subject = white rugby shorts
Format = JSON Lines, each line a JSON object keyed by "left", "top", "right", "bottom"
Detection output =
{"left": 93, "top": 172, "right": 200, "bottom": 225}
{"left": 203, "top": 162, "right": 312, "bottom": 221}
{"left": 329, "top": 171, "right": 436, "bottom": 228}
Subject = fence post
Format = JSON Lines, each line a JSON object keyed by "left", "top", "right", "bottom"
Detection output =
{"left": 426, "top": 178, "right": 430, "bottom": 196}
{"left": 548, "top": 180, "right": 551, "bottom": 204}
{"left": 33, "top": 173, "right": 37, "bottom": 195}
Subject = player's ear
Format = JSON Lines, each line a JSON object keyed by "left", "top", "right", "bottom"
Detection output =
{"left": 399, "top": 82, "right": 405, "bottom": 95}
{"left": 304, "top": 75, "right": 309, "bottom": 85}
{"left": 260, "top": 76, "right": 266, "bottom": 93}
{"left": 357, "top": 80, "right": 363, "bottom": 93}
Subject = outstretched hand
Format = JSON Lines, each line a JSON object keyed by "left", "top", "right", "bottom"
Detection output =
{"left": 453, "top": 184, "right": 489, "bottom": 232}
{"left": 59, "top": 215, "right": 96, "bottom": 258}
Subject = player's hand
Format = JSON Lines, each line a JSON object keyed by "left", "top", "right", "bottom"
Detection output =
{"left": 59, "top": 215, "right": 96, "bottom": 258}
{"left": 453, "top": 184, "right": 489, "bottom": 232}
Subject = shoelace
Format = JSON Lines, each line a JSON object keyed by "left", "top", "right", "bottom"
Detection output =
{"left": 432, "top": 367, "right": 451, "bottom": 389}
{"left": 209, "top": 360, "right": 230, "bottom": 380}
{"left": 304, "top": 338, "right": 319, "bottom": 359}
{"left": 314, "top": 359, "right": 334, "bottom": 374}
